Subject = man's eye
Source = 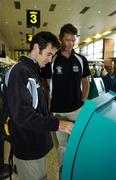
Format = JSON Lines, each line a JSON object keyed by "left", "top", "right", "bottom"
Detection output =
{"left": 48, "top": 53, "right": 53, "bottom": 56}
{"left": 48, "top": 54, "right": 51, "bottom": 56}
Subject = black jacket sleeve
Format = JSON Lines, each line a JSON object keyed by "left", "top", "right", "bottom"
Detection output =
{"left": 6, "top": 65, "right": 59, "bottom": 133}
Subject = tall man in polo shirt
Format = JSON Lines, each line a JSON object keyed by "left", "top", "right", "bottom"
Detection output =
{"left": 50, "top": 24, "right": 91, "bottom": 168}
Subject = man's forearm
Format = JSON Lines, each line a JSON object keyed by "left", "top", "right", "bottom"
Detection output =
{"left": 81, "top": 77, "right": 90, "bottom": 102}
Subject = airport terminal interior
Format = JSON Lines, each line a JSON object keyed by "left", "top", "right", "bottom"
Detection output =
{"left": 0, "top": 0, "right": 116, "bottom": 180}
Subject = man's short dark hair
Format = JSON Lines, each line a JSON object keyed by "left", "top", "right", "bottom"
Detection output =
{"left": 30, "top": 31, "right": 60, "bottom": 51}
{"left": 59, "top": 24, "right": 78, "bottom": 38}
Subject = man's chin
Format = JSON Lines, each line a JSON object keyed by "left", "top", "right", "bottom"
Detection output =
{"left": 65, "top": 47, "right": 73, "bottom": 51}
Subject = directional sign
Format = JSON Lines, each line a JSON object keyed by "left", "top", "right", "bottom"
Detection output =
{"left": 27, "top": 10, "right": 40, "bottom": 28}
{"left": 26, "top": 34, "right": 32, "bottom": 43}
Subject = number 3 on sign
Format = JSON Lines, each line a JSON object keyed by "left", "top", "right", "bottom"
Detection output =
{"left": 27, "top": 10, "right": 40, "bottom": 27}
{"left": 30, "top": 11, "right": 37, "bottom": 24}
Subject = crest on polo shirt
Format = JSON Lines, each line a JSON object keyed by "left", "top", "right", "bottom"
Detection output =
{"left": 73, "top": 65, "right": 79, "bottom": 72}
{"left": 56, "top": 66, "right": 63, "bottom": 74}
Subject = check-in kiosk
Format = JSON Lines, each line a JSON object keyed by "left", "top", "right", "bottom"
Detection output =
{"left": 62, "top": 91, "right": 116, "bottom": 180}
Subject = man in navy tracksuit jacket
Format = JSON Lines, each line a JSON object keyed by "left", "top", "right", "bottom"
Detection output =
{"left": 5, "top": 32, "right": 73, "bottom": 180}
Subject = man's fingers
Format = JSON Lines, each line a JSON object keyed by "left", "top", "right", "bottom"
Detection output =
{"left": 59, "top": 121, "right": 74, "bottom": 134}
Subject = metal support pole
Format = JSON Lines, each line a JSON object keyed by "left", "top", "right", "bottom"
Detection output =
{"left": 32, "top": 26, "right": 38, "bottom": 36}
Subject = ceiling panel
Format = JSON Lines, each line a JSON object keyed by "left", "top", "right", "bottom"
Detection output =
{"left": 0, "top": 0, "right": 116, "bottom": 51}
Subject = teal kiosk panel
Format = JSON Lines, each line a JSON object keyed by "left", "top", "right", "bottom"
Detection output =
{"left": 62, "top": 92, "right": 116, "bottom": 180}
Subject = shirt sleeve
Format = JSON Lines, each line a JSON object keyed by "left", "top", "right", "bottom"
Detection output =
{"left": 6, "top": 65, "right": 59, "bottom": 133}
{"left": 79, "top": 54, "right": 91, "bottom": 78}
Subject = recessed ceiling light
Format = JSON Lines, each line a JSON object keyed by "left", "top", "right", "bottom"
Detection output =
{"left": 94, "top": 33, "right": 102, "bottom": 39}
{"left": 102, "top": 31, "right": 112, "bottom": 35}
{"left": 74, "top": 45, "right": 79, "bottom": 49}
{"left": 84, "top": 38, "right": 92, "bottom": 43}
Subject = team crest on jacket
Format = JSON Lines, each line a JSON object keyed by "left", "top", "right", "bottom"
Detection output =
{"left": 73, "top": 65, "right": 79, "bottom": 72}
{"left": 56, "top": 66, "right": 63, "bottom": 74}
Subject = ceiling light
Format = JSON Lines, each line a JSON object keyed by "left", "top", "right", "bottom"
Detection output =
{"left": 98, "top": 10, "right": 101, "bottom": 14}
{"left": 74, "top": 45, "right": 79, "bottom": 49}
{"left": 102, "top": 31, "right": 112, "bottom": 35}
{"left": 84, "top": 38, "right": 92, "bottom": 43}
{"left": 94, "top": 33, "right": 102, "bottom": 39}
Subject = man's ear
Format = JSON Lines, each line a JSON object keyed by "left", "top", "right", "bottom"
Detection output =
{"left": 34, "top": 43, "right": 40, "bottom": 50}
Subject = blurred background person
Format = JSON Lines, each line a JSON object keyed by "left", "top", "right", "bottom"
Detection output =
{"left": 102, "top": 61, "right": 116, "bottom": 93}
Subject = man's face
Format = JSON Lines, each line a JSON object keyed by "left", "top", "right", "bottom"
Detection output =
{"left": 105, "top": 65, "right": 113, "bottom": 75}
{"left": 60, "top": 33, "right": 76, "bottom": 51}
{"left": 37, "top": 43, "right": 57, "bottom": 68}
